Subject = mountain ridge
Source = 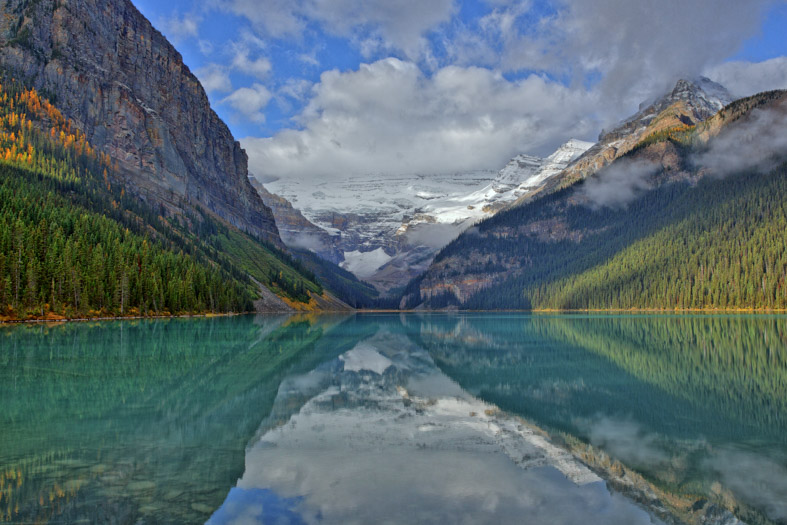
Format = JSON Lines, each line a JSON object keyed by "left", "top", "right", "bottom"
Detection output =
{"left": 0, "top": 0, "right": 359, "bottom": 316}
{"left": 402, "top": 83, "right": 787, "bottom": 310}
{"left": 263, "top": 138, "right": 593, "bottom": 293}
{"left": 0, "top": 0, "right": 282, "bottom": 246}
{"left": 509, "top": 77, "right": 734, "bottom": 208}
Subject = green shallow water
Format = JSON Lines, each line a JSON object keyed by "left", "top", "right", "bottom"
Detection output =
{"left": 0, "top": 313, "right": 785, "bottom": 524}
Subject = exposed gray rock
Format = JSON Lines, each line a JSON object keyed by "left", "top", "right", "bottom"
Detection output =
{"left": 0, "top": 0, "right": 282, "bottom": 245}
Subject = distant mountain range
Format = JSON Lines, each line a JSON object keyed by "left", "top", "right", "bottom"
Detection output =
{"left": 261, "top": 138, "right": 593, "bottom": 293}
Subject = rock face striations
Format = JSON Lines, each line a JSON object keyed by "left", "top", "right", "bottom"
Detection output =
{"left": 0, "top": 0, "right": 282, "bottom": 245}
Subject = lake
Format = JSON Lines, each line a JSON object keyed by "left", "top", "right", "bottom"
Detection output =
{"left": 1, "top": 313, "right": 785, "bottom": 524}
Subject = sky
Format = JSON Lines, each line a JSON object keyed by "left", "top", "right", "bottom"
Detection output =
{"left": 131, "top": 0, "right": 787, "bottom": 182}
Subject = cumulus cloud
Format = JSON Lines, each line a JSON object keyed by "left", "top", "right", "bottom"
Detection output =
{"left": 447, "top": 0, "right": 781, "bottom": 125}
{"left": 231, "top": 51, "right": 272, "bottom": 80}
{"left": 196, "top": 63, "right": 233, "bottom": 93}
{"left": 197, "top": 0, "right": 787, "bottom": 179}
{"left": 694, "top": 106, "right": 787, "bottom": 177}
{"left": 158, "top": 12, "right": 200, "bottom": 43}
{"left": 243, "top": 58, "right": 595, "bottom": 180}
{"left": 195, "top": 33, "right": 274, "bottom": 111}
{"left": 216, "top": 0, "right": 455, "bottom": 61}
{"left": 222, "top": 84, "right": 273, "bottom": 123}
{"left": 705, "top": 57, "right": 787, "bottom": 98}
{"left": 555, "top": 0, "right": 774, "bottom": 102}
{"left": 579, "top": 158, "right": 660, "bottom": 209}
{"left": 272, "top": 78, "right": 315, "bottom": 114}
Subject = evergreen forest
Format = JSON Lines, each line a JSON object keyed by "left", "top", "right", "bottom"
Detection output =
{"left": 0, "top": 78, "right": 322, "bottom": 320}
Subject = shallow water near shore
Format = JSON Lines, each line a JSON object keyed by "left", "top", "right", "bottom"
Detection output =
{"left": 1, "top": 313, "right": 785, "bottom": 524}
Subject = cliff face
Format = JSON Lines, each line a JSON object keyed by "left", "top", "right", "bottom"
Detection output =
{"left": 0, "top": 0, "right": 281, "bottom": 245}
{"left": 250, "top": 179, "right": 344, "bottom": 263}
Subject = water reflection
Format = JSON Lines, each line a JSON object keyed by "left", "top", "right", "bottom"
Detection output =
{"left": 2, "top": 313, "right": 786, "bottom": 524}
{"left": 413, "top": 313, "right": 787, "bottom": 524}
{"left": 0, "top": 314, "right": 356, "bottom": 523}
{"left": 210, "top": 324, "right": 658, "bottom": 525}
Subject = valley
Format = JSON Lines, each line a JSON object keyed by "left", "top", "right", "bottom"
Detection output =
{"left": 1, "top": 1, "right": 786, "bottom": 525}
{"left": 262, "top": 139, "right": 593, "bottom": 292}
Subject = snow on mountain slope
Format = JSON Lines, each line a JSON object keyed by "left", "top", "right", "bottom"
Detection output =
{"left": 265, "top": 170, "right": 494, "bottom": 254}
{"left": 263, "top": 140, "right": 592, "bottom": 290}
{"left": 403, "top": 139, "right": 593, "bottom": 230}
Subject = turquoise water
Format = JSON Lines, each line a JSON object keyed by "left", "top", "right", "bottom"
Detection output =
{"left": 1, "top": 314, "right": 785, "bottom": 524}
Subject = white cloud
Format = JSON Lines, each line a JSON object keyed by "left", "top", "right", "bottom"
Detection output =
{"left": 205, "top": 0, "right": 787, "bottom": 175}
{"left": 216, "top": 0, "right": 305, "bottom": 39}
{"left": 198, "top": 39, "right": 215, "bottom": 55}
{"left": 222, "top": 84, "right": 273, "bottom": 123}
{"left": 693, "top": 106, "right": 787, "bottom": 178}
{"left": 271, "top": 78, "right": 314, "bottom": 114}
{"left": 216, "top": 0, "right": 455, "bottom": 61}
{"left": 231, "top": 50, "right": 273, "bottom": 80}
{"left": 279, "top": 78, "right": 313, "bottom": 101}
{"left": 579, "top": 158, "right": 660, "bottom": 209}
{"left": 555, "top": 0, "right": 776, "bottom": 105}
{"left": 705, "top": 57, "right": 787, "bottom": 98}
{"left": 158, "top": 13, "right": 201, "bottom": 42}
{"left": 242, "top": 58, "right": 595, "bottom": 180}
{"left": 194, "top": 33, "right": 275, "bottom": 118}
{"left": 447, "top": 0, "right": 781, "bottom": 124}
{"left": 196, "top": 63, "right": 232, "bottom": 93}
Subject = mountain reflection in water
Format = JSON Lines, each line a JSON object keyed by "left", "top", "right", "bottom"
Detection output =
{"left": 1, "top": 313, "right": 785, "bottom": 524}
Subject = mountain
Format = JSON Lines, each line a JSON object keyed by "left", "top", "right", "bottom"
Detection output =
{"left": 264, "top": 170, "right": 493, "bottom": 288}
{"left": 0, "top": 0, "right": 282, "bottom": 245}
{"left": 423, "top": 139, "right": 594, "bottom": 218}
{"left": 402, "top": 82, "right": 787, "bottom": 311}
{"left": 0, "top": 0, "right": 350, "bottom": 318}
{"left": 250, "top": 179, "right": 381, "bottom": 308}
{"left": 251, "top": 178, "right": 343, "bottom": 264}
{"left": 511, "top": 77, "right": 733, "bottom": 207}
{"left": 263, "top": 140, "right": 591, "bottom": 293}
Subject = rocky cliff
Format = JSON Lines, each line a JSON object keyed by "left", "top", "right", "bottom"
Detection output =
{"left": 0, "top": 0, "right": 282, "bottom": 245}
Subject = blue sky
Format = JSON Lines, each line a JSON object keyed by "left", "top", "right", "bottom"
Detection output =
{"left": 131, "top": 0, "right": 787, "bottom": 179}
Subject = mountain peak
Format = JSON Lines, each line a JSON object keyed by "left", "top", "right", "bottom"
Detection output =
{"left": 668, "top": 77, "right": 733, "bottom": 112}
{"left": 602, "top": 77, "right": 732, "bottom": 144}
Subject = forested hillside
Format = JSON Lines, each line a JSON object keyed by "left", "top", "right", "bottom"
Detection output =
{"left": 405, "top": 90, "right": 787, "bottom": 311}
{"left": 0, "top": 79, "right": 323, "bottom": 320}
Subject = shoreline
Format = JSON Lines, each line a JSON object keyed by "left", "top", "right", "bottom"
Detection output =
{"left": 4, "top": 306, "right": 786, "bottom": 325}
{"left": 356, "top": 307, "right": 787, "bottom": 314}
{"left": 0, "top": 311, "right": 252, "bottom": 326}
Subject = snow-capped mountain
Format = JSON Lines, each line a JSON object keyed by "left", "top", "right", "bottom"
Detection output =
{"left": 409, "top": 139, "right": 594, "bottom": 226}
{"left": 257, "top": 77, "right": 732, "bottom": 296}
{"left": 509, "top": 78, "right": 734, "bottom": 208}
{"left": 264, "top": 170, "right": 496, "bottom": 272}
{"left": 262, "top": 140, "right": 593, "bottom": 290}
